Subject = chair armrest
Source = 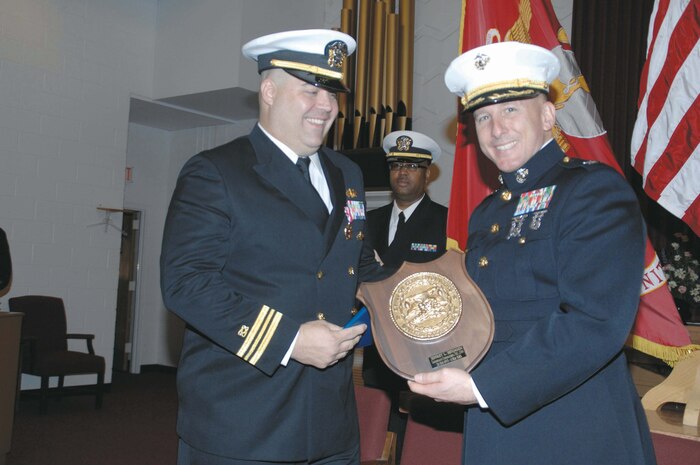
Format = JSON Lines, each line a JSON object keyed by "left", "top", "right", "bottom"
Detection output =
{"left": 67, "top": 333, "right": 96, "bottom": 354}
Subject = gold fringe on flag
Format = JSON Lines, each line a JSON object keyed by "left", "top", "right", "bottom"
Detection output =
{"left": 627, "top": 334, "right": 700, "bottom": 367}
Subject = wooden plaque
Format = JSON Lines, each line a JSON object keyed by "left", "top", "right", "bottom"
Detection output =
{"left": 356, "top": 249, "right": 494, "bottom": 380}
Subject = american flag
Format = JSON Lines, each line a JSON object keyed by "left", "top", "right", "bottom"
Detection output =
{"left": 631, "top": 0, "right": 699, "bottom": 237}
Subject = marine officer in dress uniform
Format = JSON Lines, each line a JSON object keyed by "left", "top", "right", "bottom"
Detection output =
{"left": 408, "top": 41, "right": 657, "bottom": 465}
{"left": 161, "top": 29, "right": 388, "bottom": 465}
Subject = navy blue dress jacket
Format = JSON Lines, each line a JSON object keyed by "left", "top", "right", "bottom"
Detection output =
{"left": 367, "top": 195, "right": 448, "bottom": 268}
{"left": 160, "top": 125, "right": 386, "bottom": 462}
{"left": 464, "top": 141, "right": 656, "bottom": 464}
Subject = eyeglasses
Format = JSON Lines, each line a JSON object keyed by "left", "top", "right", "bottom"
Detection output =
{"left": 389, "top": 162, "right": 428, "bottom": 172}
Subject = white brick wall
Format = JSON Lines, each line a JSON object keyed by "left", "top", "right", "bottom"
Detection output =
{"left": 0, "top": 0, "right": 157, "bottom": 388}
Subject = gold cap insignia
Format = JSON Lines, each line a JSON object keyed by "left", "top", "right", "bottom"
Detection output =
{"left": 326, "top": 41, "right": 348, "bottom": 69}
{"left": 396, "top": 135, "right": 413, "bottom": 151}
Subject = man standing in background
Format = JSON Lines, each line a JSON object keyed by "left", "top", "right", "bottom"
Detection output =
{"left": 366, "top": 130, "right": 448, "bottom": 269}
{"left": 363, "top": 130, "right": 448, "bottom": 460}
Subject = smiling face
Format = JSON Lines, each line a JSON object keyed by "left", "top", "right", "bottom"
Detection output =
{"left": 259, "top": 69, "right": 339, "bottom": 156}
{"left": 472, "top": 95, "right": 556, "bottom": 173}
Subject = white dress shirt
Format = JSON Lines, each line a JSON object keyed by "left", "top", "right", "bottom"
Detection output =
{"left": 388, "top": 195, "right": 424, "bottom": 244}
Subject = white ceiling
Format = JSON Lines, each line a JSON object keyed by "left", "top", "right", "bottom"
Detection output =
{"left": 129, "top": 86, "right": 259, "bottom": 131}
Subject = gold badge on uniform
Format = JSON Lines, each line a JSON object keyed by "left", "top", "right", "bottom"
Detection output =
{"left": 346, "top": 188, "right": 357, "bottom": 198}
{"left": 396, "top": 135, "right": 413, "bottom": 151}
{"left": 326, "top": 41, "right": 348, "bottom": 68}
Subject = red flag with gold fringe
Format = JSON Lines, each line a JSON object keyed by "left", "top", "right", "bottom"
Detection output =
{"left": 447, "top": 0, "right": 698, "bottom": 365}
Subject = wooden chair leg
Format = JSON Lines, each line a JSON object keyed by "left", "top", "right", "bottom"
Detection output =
{"left": 40, "top": 376, "right": 49, "bottom": 414}
{"left": 95, "top": 372, "right": 104, "bottom": 409}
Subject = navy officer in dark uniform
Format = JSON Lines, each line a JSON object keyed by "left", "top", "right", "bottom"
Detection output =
{"left": 408, "top": 42, "right": 657, "bottom": 465}
{"left": 161, "top": 29, "right": 387, "bottom": 465}
{"left": 363, "top": 130, "right": 449, "bottom": 456}
{"left": 366, "top": 130, "right": 448, "bottom": 268}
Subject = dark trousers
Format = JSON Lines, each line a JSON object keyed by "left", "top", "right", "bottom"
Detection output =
{"left": 177, "top": 440, "right": 360, "bottom": 465}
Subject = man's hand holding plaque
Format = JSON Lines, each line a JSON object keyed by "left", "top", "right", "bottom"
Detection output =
{"left": 356, "top": 249, "right": 494, "bottom": 380}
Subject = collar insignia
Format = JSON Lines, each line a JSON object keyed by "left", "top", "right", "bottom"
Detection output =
{"left": 515, "top": 168, "right": 529, "bottom": 184}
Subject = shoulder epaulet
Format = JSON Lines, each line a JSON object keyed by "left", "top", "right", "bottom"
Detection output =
{"left": 559, "top": 156, "right": 600, "bottom": 169}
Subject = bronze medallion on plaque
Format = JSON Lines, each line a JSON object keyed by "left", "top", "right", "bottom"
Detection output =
{"left": 356, "top": 249, "right": 494, "bottom": 379}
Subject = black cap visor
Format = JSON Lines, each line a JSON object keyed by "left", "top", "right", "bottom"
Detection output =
{"left": 284, "top": 69, "right": 350, "bottom": 93}
{"left": 466, "top": 88, "right": 545, "bottom": 112}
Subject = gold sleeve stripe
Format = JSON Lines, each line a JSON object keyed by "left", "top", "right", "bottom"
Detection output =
{"left": 243, "top": 310, "right": 274, "bottom": 361}
{"left": 249, "top": 311, "right": 282, "bottom": 366}
{"left": 236, "top": 305, "right": 271, "bottom": 358}
{"left": 236, "top": 305, "right": 283, "bottom": 365}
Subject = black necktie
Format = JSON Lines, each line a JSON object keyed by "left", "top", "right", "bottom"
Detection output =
{"left": 295, "top": 156, "right": 328, "bottom": 230}
{"left": 392, "top": 211, "right": 406, "bottom": 245}
{"left": 296, "top": 157, "right": 312, "bottom": 184}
